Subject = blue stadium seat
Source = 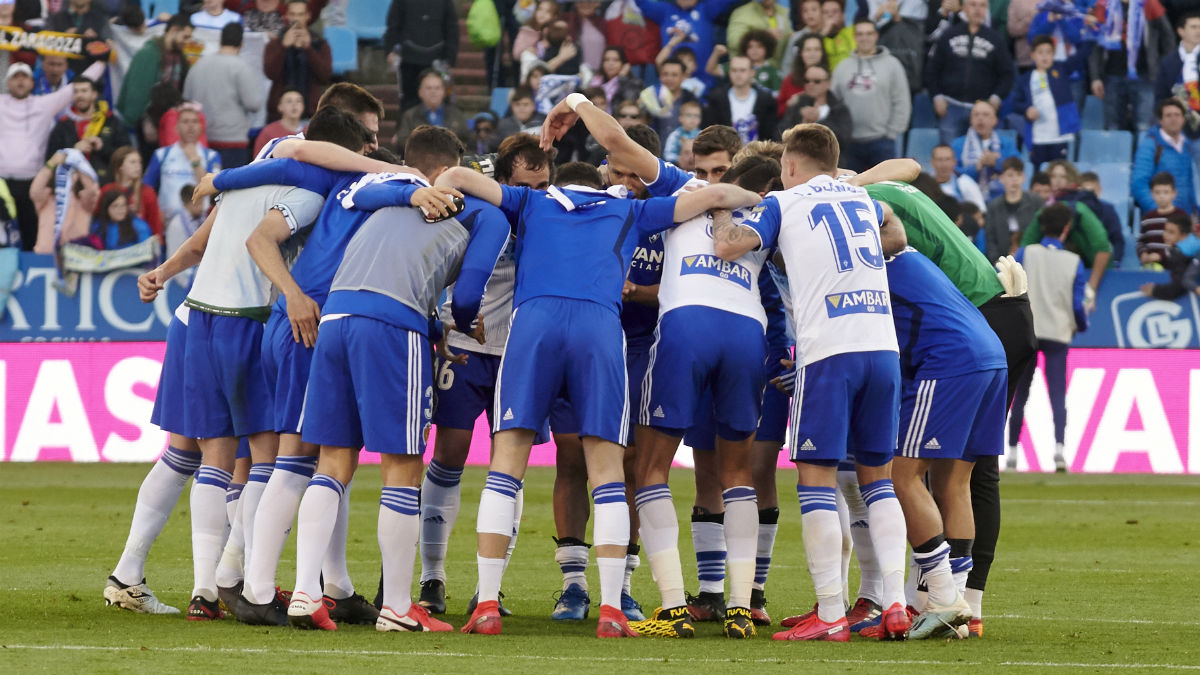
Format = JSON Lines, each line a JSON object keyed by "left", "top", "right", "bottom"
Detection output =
{"left": 1090, "top": 162, "right": 1132, "bottom": 204}
{"left": 906, "top": 128, "right": 940, "bottom": 174}
{"left": 1081, "top": 95, "right": 1105, "bottom": 130}
{"left": 142, "top": 0, "right": 179, "bottom": 18}
{"left": 894, "top": 135, "right": 904, "bottom": 158}
{"left": 325, "top": 25, "right": 358, "bottom": 75}
{"left": 1077, "top": 129, "right": 1134, "bottom": 164}
{"left": 345, "top": 0, "right": 387, "bottom": 42}
{"left": 490, "top": 87, "right": 512, "bottom": 118}
{"left": 911, "top": 92, "right": 936, "bottom": 129}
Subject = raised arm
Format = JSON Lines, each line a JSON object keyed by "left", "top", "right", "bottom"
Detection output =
{"left": 541, "top": 95, "right": 661, "bottom": 182}
{"left": 434, "top": 166, "right": 505, "bottom": 207}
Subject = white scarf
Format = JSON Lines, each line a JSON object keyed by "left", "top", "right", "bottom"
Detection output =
{"left": 1181, "top": 43, "right": 1200, "bottom": 93}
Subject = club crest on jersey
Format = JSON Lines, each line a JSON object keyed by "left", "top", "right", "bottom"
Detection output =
{"left": 680, "top": 254, "right": 752, "bottom": 289}
{"left": 824, "top": 289, "right": 890, "bottom": 317}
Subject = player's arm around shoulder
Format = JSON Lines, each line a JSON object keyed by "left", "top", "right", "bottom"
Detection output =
{"left": 434, "top": 166, "right": 506, "bottom": 208}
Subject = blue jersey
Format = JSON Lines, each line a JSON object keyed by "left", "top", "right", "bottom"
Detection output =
{"left": 644, "top": 158, "right": 693, "bottom": 198}
{"left": 886, "top": 247, "right": 1007, "bottom": 380}
{"left": 622, "top": 231, "right": 664, "bottom": 343}
{"left": 498, "top": 184, "right": 677, "bottom": 314}
{"left": 759, "top": 271, "right": 789, "bottom": 353}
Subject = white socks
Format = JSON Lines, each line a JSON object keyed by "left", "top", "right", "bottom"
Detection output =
{"left": 636, "top": 484, "right": 686, "bottom": 609}
{"left": 691, "top": 512, "right": 726, "bottom": 595}
{"left": 555, "top": 539, "right": 590, "bottom": 591}
{"left": 475, "top": 472, "right": 521, "bottom": 604}
{"left": 293, "top": 474, "right": 344, "bottom": 601}
{"left": 419, "top": 459, "right": 463, "bottom": 584}
{"left": 797, "top": 485, "right": 844, "bottom": 623}
{"left": 860, "top": 479, "right": 907, "bottom": 608}
{"left": 190, "top": 466, "right": 232, "bottom": 601}
{"left": 722, "top": 487, "right": 757, "bottom": 610}
{"left": 379, "top": 486, "right": 420, "bottom": 615}
{"left": 112, "top": 446, "right": 201, "bottom": 585}
{"left": 322, "top": 480, "right": 356, "bottom": 599}
{"left": 592, "top": 483, "right": 629, "bottom": 609}
{"left": 838, "top": 470, "right": 881, "bottom": 604}
{"left": 243, "top": 455, "right": 316, "bottom": 604}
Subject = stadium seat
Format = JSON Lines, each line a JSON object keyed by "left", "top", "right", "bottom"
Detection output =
{"left": 345, "top": 0, "right": 387, "bottom": 42}
{"left": 895, "top": 135, "right": 904, "bottom": 158}
{"left": 1091, "top": 162, "right": 1132, "bottom": 204}
{"left": 906, "top": 128, "right": 939, "bottom": 174}
{"left": 490, "top": 87, "right": 512, "bottom": 118}
{"left": 911, "top": 92, "right": 936, "bottom": 129}
{"left": 1081, "top": 95, "right": 1105, "bottom": 130}
{"left": 325, "top": 26, "right": 358, "bottom": 75}
{"left": 1077, "top": 129, "right": 1134, "bottom": 164}
{"left": 1111, "top": 196, "right": 1131, "bottom": 235}
{"left": 141, "top": 0, "right": 179, "bottom": 18}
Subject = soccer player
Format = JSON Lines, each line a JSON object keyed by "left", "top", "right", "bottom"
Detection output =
{"left": 417, "top": 134, "right": 555, "bottom": 616}
{"left": 542, "top": 102, "right": 775, "bottom": 640}
{"left": 865, "top": 176, "right": 1036, "bottom": 636}
{"left": 285, "top": 126, "right": 509, "bottom": 633}
{"left": 872, "top": 213, "right": 1008, "bottom": 639}
{"left": 436, "top": 145, "right": 761, "bottom": 638}
{"left": 711, "top": 124, "right": 911, "bottom": 642}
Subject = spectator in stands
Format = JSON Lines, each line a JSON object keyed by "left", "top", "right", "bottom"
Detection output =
{"left": 639, "top": 57, "right": 698, "bottom": 140}
{"left": 1090, "top": 0, "right": 1174, "bottom": 134}
{"left": 1031, "top": 169, "right": 1052, "bottom": 200}
{"left": 165, "top": 184, "right": 205, "bottom": 258}
{"left": 145, "top": 106, "right": 221, "bottom": 223}
{"left": 781, "top": 0, "right": 824, "bottom": 76}
{"left": 32, "top": 56, "right": 72, "bottom": 96}
{"left": 702, "top": 55, "right": 777, "bottom": 143}
{"left": 777, "top": 33, "right": 827, "bottom": 117}
{"left": 564, "top": 0, "right": 606, "bottom": 74}
{"left": 184, "top": 23, "right": 264, "bottom": 169}
{"left": 1023, "top": 161, "right": 1114, "bottom": 290}
{"left": 1178, "top": 213, "right": 1200, "bottom": 258}
{"left": 1, "top": 59, "right": 106, "bottom": 251}
{"left": 1043, "top": 159, "right": 1124, "bottom": 262}
{"left": 780, "top": 64, "right": 849, "bottom": 144}
{"left": 385, "top": 0, "right": 459, "bottom": 111}
{"left": 986, "top": 156, "right": 1044, "bottom": 261}
{"left": 191, "top": 0, "right": 241, "bottom": 29}
{"left": 529, "top": 20, "right": 582, "bottom": 75}
{"left": 640, "top": 0, "right": 744, "bottom": 74}
{"left": 29, "top": 149, "right": 99, "bottom": 253}
{"left": 664, "top": 99, "right": 703, "bottom": 163}
{"left": 590, "top": 47, "right": 643, "bottom": 113}
{"left": 927, "top": 0, "right": 1015, "bottom": 144}
{"left": 1014, "top": 35, "right": 1082, "bottom": 169}
{"left": 1140, "top": 211, "right": 1200, "bottom": 297}
{"left": 655, "top": 42, "right": 708, "bottom": 98}
{"left": 470, "top": 111, "right": 498, "bottom": 155}
{"left": 47, "top": 76, "right": 128, "bottom": 184}
{"left": 732, "top": 30, "right": 784, "bottom": 92}
{"left": 394, "top": 68, "right": 471, "bottom": 151}
{"left": 821, "top": 0, "right": 856, "bottom": 71}
{"left": 1133, "top": 98, "right": 1197, "bottom": 214}
{"left": 1137, "top": 171, "right": 1179, "bottom": 267}
{"left": 1155, "top": 11, "right": 1200, "bottom": 167}
{"left": 953, "top": 100, "right": 1019, "bottom": 201}
{"left": 263, "top": 0, "right": 332, "bottom": 119}
{"left": 727, "top": 0, "right": 794, "bottom": 65}
{"left": 90, "top": 190, "right": 152, "bottom": 251}
{"left": 513, "top": 0, "right": 559, "bottom": 64}
{"left": 956, "top": 200, "right": 987, "bottom": 251}
{"left": 932, "top": 143, "right": 988, "bottom": 212}
{"left": 1028, "top": 0, "right": 1096, "bottom": 113}
{"left": 117, "top": 14, "right": 193, "bottom": 131}
{"left": 45, "top": 0, "right": 112, "bottom": 41}
{"left": 242, "top": 0, "right": 288, "bottom": 37}
{"left": 616, "top": 99, "right": 649, "bottom": 129}
{"left": 103, "top": 146, "right": 163, "bottom": 242}
{"left": 862, "top": 0, "right": 928, "bottom": 91}
{"left": 492, "top": 84, "right": 545, "bottom": 150}
{"left": 253, "top": 88, "right": 306, "bottom": 157}
{"left": 1077, "top": 169, "right": 1126, "bottom": 262}
{"left": 831, "top": 19, "right": 909, "bottom": 171}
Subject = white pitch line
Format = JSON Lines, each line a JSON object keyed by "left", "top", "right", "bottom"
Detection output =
{"left": 1004, "top": 498, "right": 1200, "bottom": 506}
{"left": 2, "top": 644, "right": 1199, "bottom": 671}
{"left": 992, "top": 614, "right": 1200, "bottom": 627}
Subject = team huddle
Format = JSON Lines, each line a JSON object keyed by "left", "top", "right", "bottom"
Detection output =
{"left": 102, "top": 82, "right": 1036, "bottom": 642}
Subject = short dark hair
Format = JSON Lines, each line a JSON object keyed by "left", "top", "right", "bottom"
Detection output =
{"left": 404, "top": 124, "right": 466, "bottom": 177}
{"left": 179, "top": 184, "right": 195, "bottom": 203}
{"left": 367, "top": 147, "right": 401, "bottom": 164}
{"left": 625, "top": 123, "right": 662, "bottom": 157}
{"left": 118, "top": 4, "right": 145, "bottom": 27}
{"left": 932, "top": 143, "right": 953, "bottom": 155}
{"left": 1031, "top": 35, "right": 1055, "bottom": 51}
{"left": 304, "top": 105, "right": 372, "bottom": 152}
{"left": 73, "top": 76, "right": 99, "bottom": 93}
{"left": 722, "top": 155, "right": 783, "bottom": 194}
{"left": 1180, "top": 10, "right": 1200, "bottom": 27}
{"left": 1041, "top": 202, "right": 1074, "bottom": 237}
{"left": 659, "top": 57, "right": 685, "bottom": 73}
{"left": 853, "top": 17, "right": 877, "bottom": 29}
{"left": 495, "top": 133, "right": 556, "bottom": 184}
{"left": 693, "top": 125, "right": 742, "bottom": 159}
{"left": 1165, "top": 210, "right": 1193, "bottom": 235}
{"left": 316, "top": 82, "right": 385, "bottom": 120}
{"left": 1079, "top": 171, "right": 1100, "bottom": 185}
{"left": 555, "top": 161, "right": 604, "bottom": 189}
{"left": 1031, "top": 170, "right": 1051, "bottom": 187}
{"left": 220, "top": 22, "right": 243, "bottom": 47}
{"left": 166, "top": 12, "right": 192, "bottom": 30}
{"left": 418, "top": 68, "right": 447, "bottom": 89}
{"left": 510, "top": 84, "right": 535, "bottom": 103}
{"left": 582, "top": 86, "right": 606, "bottom": 102}
{"left": 739, "top": 29, "right": 778, "bottom": 57}
{"left": 782, "top": 123, "right": 839, "bottom": 172}
{"left": 1158, "top": 98, "right": 1187, "bottom": 119}
{"left": 1151, "top": 171, "right": 1176, "bottom": 190}
{"left": 1000, "top": 156, "right": 1024, "bottom": 174}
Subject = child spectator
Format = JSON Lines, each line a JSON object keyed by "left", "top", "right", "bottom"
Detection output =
{"left": 1076, "top": 169, "right": 1126, "bottom": 263}
{"left": 1010, "top": 202, "right": 1089, "bottom": 473}
{"left": 253, "top": 88, "right": 307, "bottom": 157}
{"left": 639, "top": 57, "right": 698, "bottom": 140}
{"left": 985, "top": 156, "right": 1045, "bottom": 262}
{"left": 1140, "top": 211, "right": 1200, "bottom": 298}
{"left": 664, "top": 100, "right": 703, "bottom": 163}
{"left": 91, "top": 190, "right": 152, "bottom": 251}
{"left": 674, "top": 47, "right": 709, "bottom": 98}
{"left": 471, "top": 111, "right": 498, "bottom": 156}
{"left": 513, "top": 0, "right": 559, "bottom": 61}
{"left": 1014, "top": 35, "right": 1081, "bottom": 169}
{"left": 738, "top": 30, "right": 784, "bottom": 92}
{"left": 493, "top": 85, "right": 546, "bottom": 150}
{"left": 1031, "top": 169, "right": 1053, "bottom": 201}
{"left": 956, "top": 200, "right": 987, "bottom": 252}
{"left": 164, "top": 184, "right": 205, "bottom": 259}
{"left": 1137, "top": 171, "right": 1178, "bottom": 267}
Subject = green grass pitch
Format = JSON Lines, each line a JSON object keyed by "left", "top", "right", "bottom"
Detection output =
{"left": 1, "top": 463, "right": 1197, "bottom": 674}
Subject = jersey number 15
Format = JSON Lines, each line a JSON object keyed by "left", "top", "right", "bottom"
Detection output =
{"left": 809, "top": 200, "right": 884, "bottom": 273}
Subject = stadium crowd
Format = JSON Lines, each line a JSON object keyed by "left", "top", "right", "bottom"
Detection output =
{"left": 0, "top": 0, "right": 1190, "bottom": 645}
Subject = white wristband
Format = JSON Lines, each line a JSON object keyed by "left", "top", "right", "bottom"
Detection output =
{"left": 564, "top": 92, "right": 589, "bottom": 112}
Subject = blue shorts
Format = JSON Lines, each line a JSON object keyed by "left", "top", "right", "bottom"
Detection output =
{"left": 236, "top": 436, "right": 250, "bottom": 459}
{"left": 626, "top": 340, "right": 652, "bottom": 434}
{"left": 302, "top": 316, "right": 432, "bottom": 455}
{"left": 151, "top": 312, "right": 189, "bottom": 435}
{"left": 898, "top": 369, "right": 1007, "bottom": 461}
{"left": 757, "top": 347, "right": 793, "bottom": 444}
{"left": 432, "top": 346, "right": 503, "bottom": 431}
{"left": 260, "top": 310, "right": 313, "bottom": 435}
{"left": 640, "top": 307, "right": 766, "bottom": 439}
{"left": 182, "top": 311, "right": 274, "bottom": 439}
{"left": 494, "top": 297, "right": 628, "bottom": 445}
{"left": 789, "top": 351, "right": 900, "bottom": 465}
